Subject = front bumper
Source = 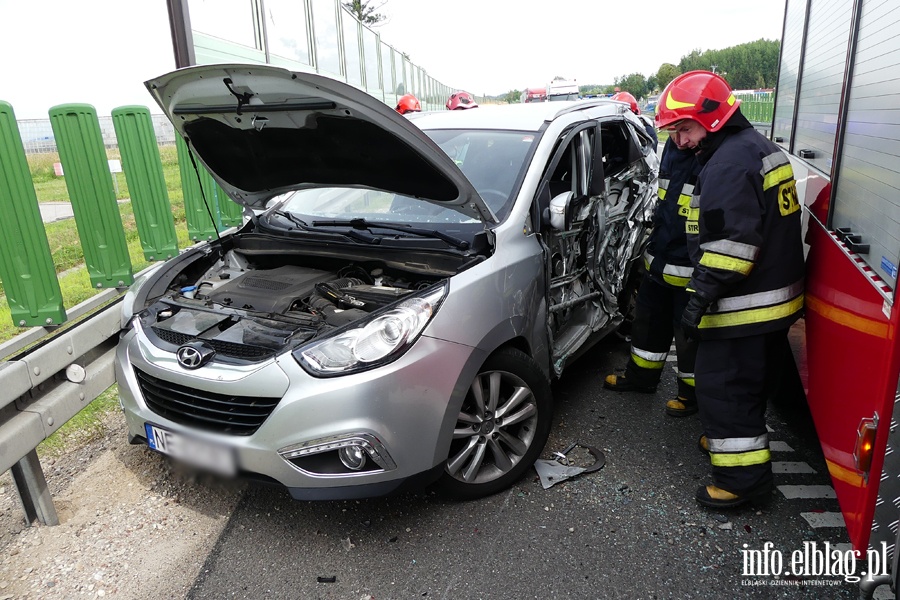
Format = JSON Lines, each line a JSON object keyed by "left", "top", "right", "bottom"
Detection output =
{"left": 116, "top": 327, "right": 484, "bottom": 499}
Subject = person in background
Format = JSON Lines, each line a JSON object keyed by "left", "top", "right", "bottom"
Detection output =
{"left": 603, "top": 135, "right": 701, "bottom": 419}
{"left": 655, "top": 71, "right": 805, "bottom": 509}
{"left": 446, "top": 91, "right": 478, "bottom": 110}
{"left": 612, "top": 91, "right": 658, "bottom": 148}
{"left": 395, "top": 94, "right": 421, "bottom": 115}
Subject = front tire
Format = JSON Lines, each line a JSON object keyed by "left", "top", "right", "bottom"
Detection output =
{"left": 436, "top": 348, "right": 553, "bottom": 500}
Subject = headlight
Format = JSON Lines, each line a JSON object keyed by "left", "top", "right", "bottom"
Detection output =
{"left": 294, "top": 283, "right": 447, "bottom": 376}
{"left": 120, "top": 263, "right": 165, "bottom": 330}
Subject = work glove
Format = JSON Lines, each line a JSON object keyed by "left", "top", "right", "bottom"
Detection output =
{"left": 681, "top": 292, "right": 712, "bottom": 341}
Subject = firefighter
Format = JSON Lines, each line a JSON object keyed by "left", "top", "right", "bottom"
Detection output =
{"left": 611, "top": 91, "right": 658, "bottom": 148}
{"left": 603, "top": 136, "right": 700, "bottom": 417}
{"left": 395, "top": 94, "right": 421, "bottom": 115}
{"left": 655, "top": 71, "right": 805, "bottom": 508}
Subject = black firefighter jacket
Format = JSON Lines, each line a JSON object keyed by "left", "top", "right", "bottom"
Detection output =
{"left": 686, "top": 113, "right": 806, "bottom": 340}
{"left": 645, "top": 138, "right": 702, "bottom": 289}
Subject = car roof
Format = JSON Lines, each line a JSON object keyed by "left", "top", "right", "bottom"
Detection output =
{"left": 408, "top": 99, "right": 625, "bottom": 132}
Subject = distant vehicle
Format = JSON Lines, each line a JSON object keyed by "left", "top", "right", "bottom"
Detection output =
{"left": 521, "top": 87, "right": 547, "bottom": 103}
{"left": 642, "top": 95, "right": 659, "bottom": 115}
{"left": 547, "top": 78, "right": 579, "bottom": 101}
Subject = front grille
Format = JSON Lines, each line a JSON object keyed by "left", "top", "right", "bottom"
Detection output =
{"left": 151, "top": 327, "right": 275, "bottom": 361}
{"left": 134, "top": 368, "right": 281, "bottom": 436}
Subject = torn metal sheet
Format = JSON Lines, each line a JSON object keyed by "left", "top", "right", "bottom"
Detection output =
{"left": 534, "top": 460, "right": 586, "bottom": 489}
{"left": 533, "top": 443, "right": 606, "bottom": 489}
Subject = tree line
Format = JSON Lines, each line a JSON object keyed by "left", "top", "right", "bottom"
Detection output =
{"left": 502, "top": 38, "right": 781, "bottom": 104}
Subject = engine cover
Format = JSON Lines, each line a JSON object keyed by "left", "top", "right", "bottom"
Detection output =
{"left": 199, "top": 265, "right": 336, "bottom": 313}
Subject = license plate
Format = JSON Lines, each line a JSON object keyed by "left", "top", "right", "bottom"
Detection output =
{"left": 145, "top": 423, "right": 236, "bottom": 477}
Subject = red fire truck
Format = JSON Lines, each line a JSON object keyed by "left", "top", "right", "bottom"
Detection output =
{"left": 774, "top": 0, "right": 900, "bottom": 594}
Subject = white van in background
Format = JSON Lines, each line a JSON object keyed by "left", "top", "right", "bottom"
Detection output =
{"left": 547, "top": 77, "right": 579, "bottom": 101}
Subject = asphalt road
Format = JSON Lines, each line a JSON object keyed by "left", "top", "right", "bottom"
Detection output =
{"left": 183, "top": 336, "right": 870, "bottom": 600}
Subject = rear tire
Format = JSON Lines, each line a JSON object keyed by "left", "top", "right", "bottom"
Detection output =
{"left": 436, "top": 348, "right": 553, "bottom": 500}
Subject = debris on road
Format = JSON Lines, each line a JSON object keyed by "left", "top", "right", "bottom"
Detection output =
{"left": 533, "top": 443, "right": 605, "bottom": 489}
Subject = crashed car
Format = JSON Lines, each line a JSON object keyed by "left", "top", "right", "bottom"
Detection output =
{"left": 116, "top": 64, "right": 659, "bottom": 501}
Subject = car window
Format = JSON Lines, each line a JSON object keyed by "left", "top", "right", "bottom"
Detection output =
{"left": 600, "top": 123, "right": 640, "bottom": 176}
{"left": 544, "top": 124, "right": 598, "bottom": 200}
{"left": 424, "top": 129, "right": 536, "bottom": 219}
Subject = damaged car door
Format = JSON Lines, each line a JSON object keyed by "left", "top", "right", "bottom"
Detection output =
{"left": 536, "top": 117, "right": 656, "bottom": 375}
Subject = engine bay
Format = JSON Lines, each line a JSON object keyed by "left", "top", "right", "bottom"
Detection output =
{"left": 139, "top": 246, "right": 445, "bottom": 363}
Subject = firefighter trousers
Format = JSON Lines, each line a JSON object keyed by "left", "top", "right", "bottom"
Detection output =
{"left": 624, "top": 275, "right": 697, "bottom": 401}
{"left": 696, "top": 329, "right": 790, "bottom": 493}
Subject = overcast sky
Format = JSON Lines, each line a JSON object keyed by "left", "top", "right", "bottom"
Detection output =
{"left": 0, "top": 0, "right": 786, "bottom": 120}
{"left": 377, "top": 0, "right": 787, "bottom": 95}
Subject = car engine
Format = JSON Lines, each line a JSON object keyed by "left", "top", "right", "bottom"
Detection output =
{"left": 138, "top": 248, "right": 441, "bottom": 364}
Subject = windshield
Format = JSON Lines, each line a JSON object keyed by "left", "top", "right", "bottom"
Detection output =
{"left": 424, "top": 129, "right": 535, "bottom": 220}
{"left": 269, "top": 129, "right": 535, "bottom": 229}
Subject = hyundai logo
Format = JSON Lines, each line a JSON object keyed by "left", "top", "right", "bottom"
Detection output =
{"left": 176, "top": 342, "right": 215, "bottom": 369}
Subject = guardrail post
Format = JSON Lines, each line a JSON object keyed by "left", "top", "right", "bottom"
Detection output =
{"left": 49, "top": 103, "right": 134, "bottom": 289}
{"left": 0, "top": 101, "right": 67, "bottom": 327}
{"left": 112, "top": 106, "right": 179, "bottom": 262}
{"left": 11, "top": 449, "right": 59, "bottom": 526}
{"left": 176, "top": 133, "right": 220, "bottom": 242}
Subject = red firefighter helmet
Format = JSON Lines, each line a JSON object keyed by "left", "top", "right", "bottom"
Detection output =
{"left": 654, "top": 70, "right": 741, "bottom": 132}
{"left": 395, "top": 94, "right": 421, "bottom": 115}
{"left": 446, "top": 91, "right": 478, "bottom": 110}
{"left": 611, "top": 91, "right": 640, "bottom": 114}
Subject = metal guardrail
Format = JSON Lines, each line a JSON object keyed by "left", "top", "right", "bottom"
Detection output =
{"left": 1, "top": 99, "right": 244, "bottom": 523}
{"left": 0, "top": 293, "right": 124, "bottom": 525}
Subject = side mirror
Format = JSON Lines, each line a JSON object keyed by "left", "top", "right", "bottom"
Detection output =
{"left": 547, "top": 191, "right": 575, "bottom": 231}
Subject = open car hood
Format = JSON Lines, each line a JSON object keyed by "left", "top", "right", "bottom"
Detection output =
{"left": 145, "top": 64, "right": 497, "bottom": 223}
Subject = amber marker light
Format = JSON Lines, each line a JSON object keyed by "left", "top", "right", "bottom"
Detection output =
{"left": 853, "top": 415, "right": 878, "bottom": 481}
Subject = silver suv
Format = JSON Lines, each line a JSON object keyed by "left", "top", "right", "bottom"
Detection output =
{"left": 116, "top": 65, "right": 659, "bottom": 500}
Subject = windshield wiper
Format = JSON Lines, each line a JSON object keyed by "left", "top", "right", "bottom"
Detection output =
{"left": 311, "top": 218, "right": 470, "bottom": 250}
{"left": 269, "top": 210, "right": 309, "bottom": 229}
{"left": 268, "top": 211, "right": 380, "bottom": 244}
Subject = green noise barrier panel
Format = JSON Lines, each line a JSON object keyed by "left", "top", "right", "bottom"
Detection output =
{"left": 0, "top": 101, "right": 66, "bottom": 327}
{"left": 176, "top": 134, "right": 219, "bottom": 242}
{"left": 49, "top": 104, "right": 133, "bottom": 289}
{"left": 112, "top": 106, "right": 179, "bottom": 262}
{"left": 217, "top": 185, "right": 244, "bottom": 229}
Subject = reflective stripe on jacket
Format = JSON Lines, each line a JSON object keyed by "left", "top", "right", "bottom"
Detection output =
{"left": 645, "top": 138, "right": 701, "bottom": 289}
{"left": 688, "top": 127, "right": 805, "bottom": 339}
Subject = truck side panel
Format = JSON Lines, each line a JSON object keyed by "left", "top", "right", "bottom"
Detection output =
{"left": 798, "top": 166, "right": 900, "bottom": 552}
{"left": 777, "top": 0, "right": 900, "bottom": 557}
